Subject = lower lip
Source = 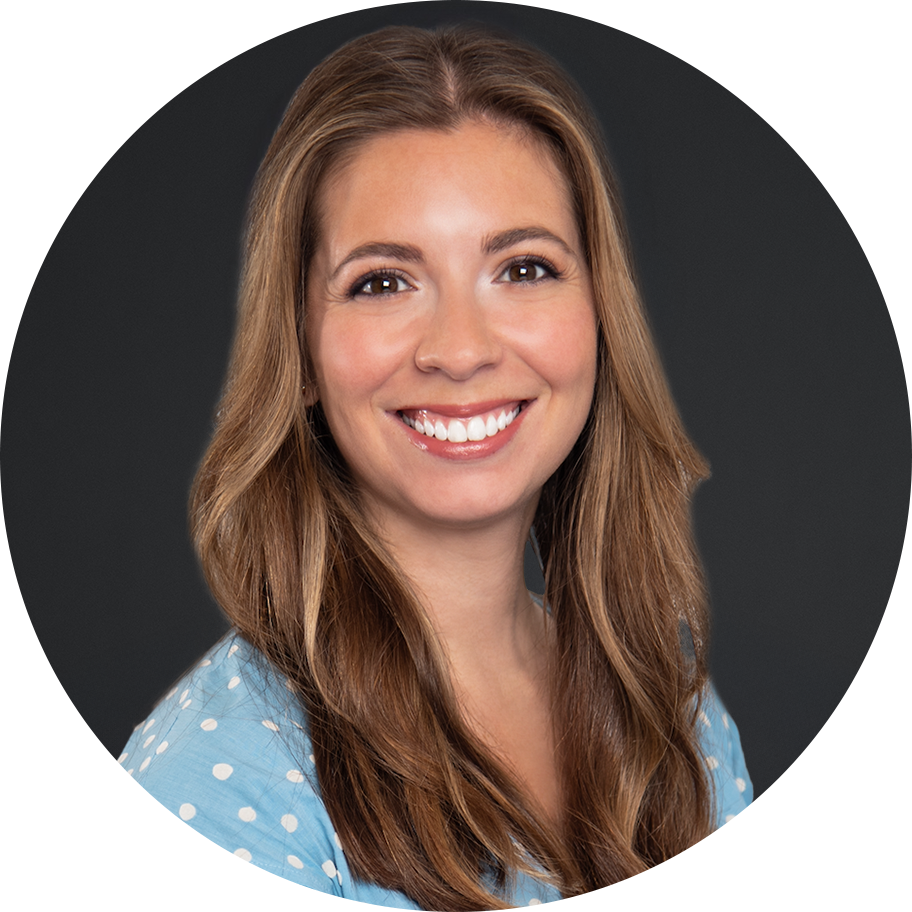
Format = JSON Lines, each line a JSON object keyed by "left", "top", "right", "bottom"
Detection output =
{"left": 395, "top": 403, "right": 530, "bottom": 461}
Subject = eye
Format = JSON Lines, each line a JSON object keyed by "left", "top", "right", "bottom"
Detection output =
{"left": 497, "top": 257, "right": 560, "bottom": 284}
{"left": 349, "top": 271, "right": 412, "bottom": 297}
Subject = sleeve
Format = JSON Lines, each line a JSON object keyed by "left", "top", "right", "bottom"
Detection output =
{"left": 698, "top": 684, "right": 754, "bottom": 827}
{"left": 88, "top": 868, "right": 334, "bottom": 912}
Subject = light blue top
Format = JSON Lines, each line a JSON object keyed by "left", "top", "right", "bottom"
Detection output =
{"left": 120, "top": 632, "right": 752, "bottom": 907}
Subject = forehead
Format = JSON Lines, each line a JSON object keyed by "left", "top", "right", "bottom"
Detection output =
{"left": 317, "top": 121, "right": 579, "bottom": 250}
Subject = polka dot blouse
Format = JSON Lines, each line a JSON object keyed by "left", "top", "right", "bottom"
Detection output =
{"left": 120, "top": 632, "right": 752, "bottom": 907}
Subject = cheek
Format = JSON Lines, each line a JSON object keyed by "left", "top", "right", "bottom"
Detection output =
{"left": 518, "top": 305, "right": 598, "bottom": 403}
{"left": 312, "top": 312, "right": 407, "bottom": 409}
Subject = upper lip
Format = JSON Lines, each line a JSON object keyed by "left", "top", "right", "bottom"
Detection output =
{"left": 394, "top": 399, "right": 527, "bottom": 418}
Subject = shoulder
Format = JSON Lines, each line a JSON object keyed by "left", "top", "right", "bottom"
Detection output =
{"left": 120, "top": 634, "right": 352, "bottom": 896}
{"left": 697, "top": 683, "right": 754, "bottom": 828}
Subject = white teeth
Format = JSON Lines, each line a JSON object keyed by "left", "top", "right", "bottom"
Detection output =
{"left": 402, "top": 405, "right": 523, "bottom": 442}
{"left": 466, "top": 416, "right": 487, "bottom": 441}
{"left": 447, "top": 419, "right": 468, "bottom": 443}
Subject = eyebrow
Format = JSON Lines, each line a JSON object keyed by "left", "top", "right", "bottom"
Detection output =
{"left": 482, "top": 226, "right": 576, "bottom": 257}
{"left": 330, "top": 242, "right": 423, "bottom": 281}
{"left": 330, "top": 226, "right": 577, "bottom": 281}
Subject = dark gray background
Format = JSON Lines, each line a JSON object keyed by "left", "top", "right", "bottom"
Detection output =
{"left": 2, "top": 1, "right": 908, "bottom": 799}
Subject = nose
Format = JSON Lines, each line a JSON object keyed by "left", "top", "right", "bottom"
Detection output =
{"left": 414, "top": 284, "right": 501, "bottom": 380}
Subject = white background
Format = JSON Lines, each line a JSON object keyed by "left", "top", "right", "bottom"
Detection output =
{"left": 0, "top": 0, "right": 825, "bottom": 759}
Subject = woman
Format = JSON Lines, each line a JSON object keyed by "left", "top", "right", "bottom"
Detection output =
{"left": 120, "top": 25, "right": 751, "bottom": 909}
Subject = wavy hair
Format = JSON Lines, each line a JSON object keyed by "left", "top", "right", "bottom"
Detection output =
{"left": 190, "top": 25, "right": 713, "bottom": 910}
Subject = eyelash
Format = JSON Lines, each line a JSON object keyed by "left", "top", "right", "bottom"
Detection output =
{"left": 497, "top": 255, "right": 562, "bottom": 285}
{"left": 346, "top": 255, "right": 563, "bottom": 298}
{"left": 347, "top": 268, "right": 412, "bottom": 298}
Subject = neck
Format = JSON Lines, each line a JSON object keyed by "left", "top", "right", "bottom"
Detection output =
{"left": 368, "top": 504, "right": 545, "bottom": 684}
{"left": 365, "top": 500, "right": 560, "bottom": 823}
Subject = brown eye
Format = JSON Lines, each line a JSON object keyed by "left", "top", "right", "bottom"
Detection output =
{"left": 354, "top": 273, "right": 409, "bottom": 296}
{"left": 501, "top": 260, "right": 552, "bottom": 283}
{"left": 368, "top": 275, "right": 397, "bottom": 294}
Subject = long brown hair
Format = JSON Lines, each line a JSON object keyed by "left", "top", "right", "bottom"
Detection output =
{"left": 191, "top": 25, "right": 713, "bottom": 910}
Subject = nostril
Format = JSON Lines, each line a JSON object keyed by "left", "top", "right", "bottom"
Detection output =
{"left": 414, "top": 314, "right": 501, "bottom": 378}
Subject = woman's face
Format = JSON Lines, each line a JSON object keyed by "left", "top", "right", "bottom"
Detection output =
{"left": 306, "top": 120, "right": 598, "bottom": 532}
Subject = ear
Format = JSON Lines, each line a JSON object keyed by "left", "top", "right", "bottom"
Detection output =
{"left": 301, "top": 384, "right": 320, "bottom": 407}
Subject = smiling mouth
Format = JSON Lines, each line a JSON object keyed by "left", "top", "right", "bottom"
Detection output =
{"left": 397, "top": 402, "right": 526, "bottom": 443}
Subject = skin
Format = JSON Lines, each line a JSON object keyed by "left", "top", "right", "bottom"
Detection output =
{"left": 306, "top": 120, "right": 598, "bottom": 821}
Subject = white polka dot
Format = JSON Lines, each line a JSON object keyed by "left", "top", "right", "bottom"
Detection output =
{"left": 285, "top": 679, "right": 295, "bottom": 691}
{"left": 281, "top": 814, "right": 298, "bottom": 833}
{"left": 291, "top": 720, "right": 303, "bottom": 730}
{"left": 143, "top": 735, "right": 155, "bottom": 748}
{"left": 117, "top": 753, "right": 128, "bottom": 765}
{"left": 322, "top": 860, "right": 338, "bottom": 879}
{"left": 722, "top": 713, "right": 730, "bottom": 729}
{"left": 286, "top": 769, "right": 304, "bottom": 783}
{"left": 227, "top": 676, "right": 240, "bottom": 690}
{"left": 199, "top": 659, "right": 212, "bottom": 667}
{"left": 181, "top": 699, "right": 192, "bottom": 709}
{"left": 262, "top": 720, "right": 279, "bottom": 732}
{"left": 165, "top": 687, "right": 178, "bottom": 700}
{"left": 705, "top": 756, "right": 719, "bottom": 770}
{"left": 287, "top": 855, "right": 304, "bottom": 869}
{"left": 228, "top": 644, "right": 239, "bottom": 656}
{"left": 334, "top": 832, "right": 342, "bottom": 849}
{"left": 308, "top": 754, "right": 316, "bottom": 763}
{"left": 156, "top": 741, "right": 169, "bottom": 755}
{"left": 179, "top": 690, "right": 190, "bottom": 703}
{"left": 213, "top": 763, "right": 234, "bottom": 780}
{"left": 735, "top": 777, "right": 746, "bottom": 793}
{"left": 234, "top": 848, "right": 252, "bottom": 862}
{"left": 142, "top": 719, "right": 156, "bottom": 733}
{"left": 126, "top": 769, "right": 134, "bottom": 776}
{"left": 238, "top": 806, "right": 257, "bottom": 822}
{"left": 139, "top": 757, "right": 151, "bottom": 772}
{"left": 725, "top": 814, "right": 735, "bottom": 823}
{"left": 200, "top": 718, "right": 218, "bottom": 732}
{"left": 529, "top": 900, "right": 542, "bottom": 906}
{"left": 699, "top": 710, "right": 711, "bottom": 727}
{"left": 179, "top": 803, "right": 196, "bottom": 821}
